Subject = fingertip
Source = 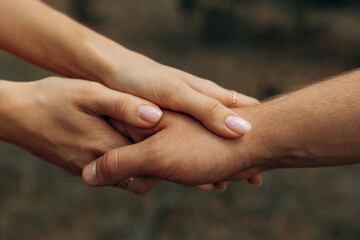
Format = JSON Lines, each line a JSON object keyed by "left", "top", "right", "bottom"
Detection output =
{"left": 225, "top": 115, "right": 252, "bottom": 135}
{"left": 195, "top": 184, "right": 213, "bottom": 191}
{"left": 214, "top": 181, "right": 228, "bottom": 192}
{"left": 82, "top": 161, "right": 98, "bottom": 186}
{"left": 247, "top": 176, "right": 263, "bottom": 187}
{"left": 138, "top": 105, "right": 163, "bottom": 125}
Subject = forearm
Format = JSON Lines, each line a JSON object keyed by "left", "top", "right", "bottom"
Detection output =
{"left": 0, "top": 0, "right": 130, "bottom": 82}
{"left": 0, "top": 80, "right": 23, "bottom": 143}
{"left": 236, "top": 69, "right": 360, "bottom": 169}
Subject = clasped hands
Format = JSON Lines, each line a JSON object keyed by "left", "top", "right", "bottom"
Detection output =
{"left": 2, "top": 0, "right": 359, "bottom": 196}
{"left": 0, "top": 53, "right": 264, "bottom": 195}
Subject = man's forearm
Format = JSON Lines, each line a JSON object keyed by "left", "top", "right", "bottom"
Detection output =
{"left": 0, "top": 0, "right": 128, "bottom": 82}
{"left": 236, "top": 69, "right": 360, "bottom": 169}
{"left": 0, "top": 79, "right": 22, "bottom": 143}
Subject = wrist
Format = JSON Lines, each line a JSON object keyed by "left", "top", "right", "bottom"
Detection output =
{"left": 0, "top": 80, "right": 20, "bottom": 142}
{"left": 233, "top": 103, "right": 302, "bottom": 171}
{"left": 95, "top": 44, "right": 158, "bottom": 89}
{"left": 80, "top": 35, "right": 146, "bottom": 86}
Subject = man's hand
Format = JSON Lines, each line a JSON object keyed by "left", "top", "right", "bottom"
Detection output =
{"left": 82, "top": 110, "right": 267, "bottom": 189}
{"left": 83, "top": 69, "right": 360, "bottom": 193}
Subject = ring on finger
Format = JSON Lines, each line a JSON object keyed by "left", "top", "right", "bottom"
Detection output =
{"left": 231, "top": 90, "right": 238, "bottom": 105}
{"left": 114, "top": 177, "right": 134, "bottom": 190}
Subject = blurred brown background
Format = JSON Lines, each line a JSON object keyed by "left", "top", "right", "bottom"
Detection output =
{"left": 1, "top": 0, "right": 360, "bottom": 239}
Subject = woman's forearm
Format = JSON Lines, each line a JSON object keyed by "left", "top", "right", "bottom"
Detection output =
{"left": 0, "top": 0, "right": 127, "bottom": 82}
{"left": 0, "top": 0, "right": 258, "bottom": 139}
{"left": 0, "top": 80, "right": 17, "bottom": 142}
{"left": 236, "top": 69, "right": 360, "bottom": 169}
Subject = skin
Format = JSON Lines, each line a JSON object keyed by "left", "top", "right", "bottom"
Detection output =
{"left": 0, "top": 77, "right": 138, "bottom": 175}
{"left": 0, "top": 77, "right": 261, "bottom": 193}
{"left": 82, "top": 70, "right": 360, "bottom": 192}
{"left": 0, "top": 0, "right": 263, "bottom": 192}
{"left": 0, "top": 0, "right": 257, "bottom": 138}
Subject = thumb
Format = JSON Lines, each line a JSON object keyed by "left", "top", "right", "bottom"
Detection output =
{"left": 82, "top": 85, "right": 163, "bottom": 128}
{"left": 82, "top": 141, "right": 154, "bottom": 186}
{"left": 108, "top": 118, "right": 162, "bottom": 143}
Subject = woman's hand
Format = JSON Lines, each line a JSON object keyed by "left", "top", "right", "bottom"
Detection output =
{"left": 102, "top": 49, "right": 256, "bottom": 138}
{"left": 0, "top": 77, "right": 162, "bottom": 175}
{"left": 82, "top": 110, "right": 269, "bottom": 191}
{"left": 0, "top": 0, "right": 255, "bottom": 139}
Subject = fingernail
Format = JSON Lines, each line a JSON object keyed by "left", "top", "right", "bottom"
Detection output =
{"left": 92, "top": 163, "right": 97, "bottom": 177}
{"left": 225, "top": 115, "right": 252, "bottom": 134}
{"left": 83, "top": 161, "right": 98, "bottom": 185}
{"left": 139, "top": 105, "right": 163, "bottom": 123}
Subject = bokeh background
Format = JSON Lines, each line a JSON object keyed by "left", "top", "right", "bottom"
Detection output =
{"left": 1, "top": 0, "right": 360, "bottom": 239}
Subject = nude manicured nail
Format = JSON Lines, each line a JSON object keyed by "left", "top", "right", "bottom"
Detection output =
{"left": 225, "top": 115, "right": 252, "bottom": 134}
{"left": 139, "top": 105, "right": 163, "bottom": 123}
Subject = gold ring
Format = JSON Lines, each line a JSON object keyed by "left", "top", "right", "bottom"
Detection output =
{"left": 232, "top": 91, "right": 238, "bottom": 105}
{"left": 114, "top": 177, "right": 134, "bottom": 190}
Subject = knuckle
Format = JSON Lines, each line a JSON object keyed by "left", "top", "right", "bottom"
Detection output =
{"left": 170, "top": 86, "right": 185, "bottom": 109}
{"left": 203, "top": 79, "right": 219, "bottom": 88}
{"left": 206, "top": 99, "right": 226, "bottom": 118}
{"left": 73, "top": 82, "right": 103, "bottom": 106}
{"left": 113, "top": 94, "right": 130, "bottom": 117}
{"left": 157, "top": 80, "right": 187, "bottom": 109}
{"left": 97, "top": 150, "right": 119, "bottom": 180}
{"left": 87, "top": 143, "right": 111, "bottom": 157}
{"left": 201, "top": 79, "right": 236, "bottom": 107}
{"left": 218, "top": 91, "right": 234, "bottom": 107}
{"left": 78, "top": 80, "right": 102, "bottom": 94}
{"left": 139, "top": 144, "right": 163, "bottom": 175}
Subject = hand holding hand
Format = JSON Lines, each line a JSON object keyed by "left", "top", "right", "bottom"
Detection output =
{"left": 82, "top": 110, "right": 268, "bottom": 191}
{"left": 0, "top": 77, "right": 162, "bottom": 175}
{"left": 102, "top": 49, "right": 257, "bottom": 138}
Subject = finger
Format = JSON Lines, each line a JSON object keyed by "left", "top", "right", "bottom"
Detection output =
{"left": 190, "top": 81, "right": 259, "bottom": 108}
{"left": 213, "top": 181, "right": 228, "bottom": 192}
{"left": 169, "top": 86, "right": 252, "bottom": 138}
{"left": 247, "top": 172, "right": 263, "bottom": 187}
{"left": 172, "top": 69, "right": 259, "bottom": 107}
{"left": 227, "top": 167, "right": 265, "bottom": 182}
{"left": 113, "top": 177, "right": 161, "bottom": 195}
{"left": 83, "top": 85, "right": 163, "bottom": 128}
{"left": 82, "top": 141, "right": 154, "bottom": 186}
{"left": 194, "top": 184, "right": 213, "bottom": 191}
{"left": 234, "top": 92, "right": 260, "bottom": 107}
{"left": 108, "top": 118, "right": 160, "bottom": 143}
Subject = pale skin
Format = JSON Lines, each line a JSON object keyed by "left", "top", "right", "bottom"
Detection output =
{"left": 0, "top": 0, "right": 257, "bottom": 137}
{"left": 0, "top": 77, "right": 135, "bottom": 176}
{"left": 82, "top": 70, "right": 360, "bottom": 193}
{"left": 0, "top": 76, "right": 261, "bottom": 192}
{"left": 0, "top": 0, "right": 263, "bottom": 191}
